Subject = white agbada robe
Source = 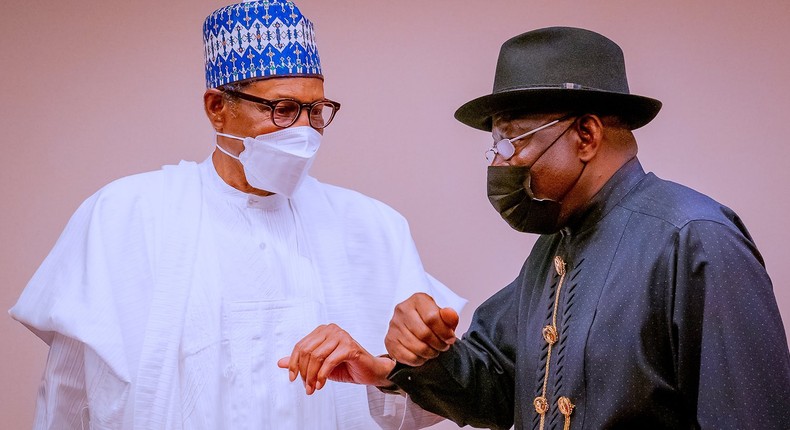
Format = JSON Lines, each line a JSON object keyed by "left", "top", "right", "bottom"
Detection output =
{"left": 10, "top": 157, "right": 465, "bottom": 430}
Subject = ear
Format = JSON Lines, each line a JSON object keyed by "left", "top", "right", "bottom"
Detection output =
{"left": 204, "top": 89, "right": 228, "bottom": 132}
{"left": 574, "top": 114, "right": 603, "bottom": 162}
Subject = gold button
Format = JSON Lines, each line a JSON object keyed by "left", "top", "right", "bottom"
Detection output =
{"left": 533, "top": 396, "right": 548, "bottom": 414}
{"left": 558, "top": 396, "right": 575, "bottom": 416}
{"left": 554, "top": 256, "right": 566, "bottom": 276}
{"left": 542, "top": 325, "right": 558, "bottom": 344}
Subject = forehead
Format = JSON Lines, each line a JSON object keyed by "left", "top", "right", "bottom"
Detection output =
{"left": 244, "top": 77, "right": 325, "bottom": 100}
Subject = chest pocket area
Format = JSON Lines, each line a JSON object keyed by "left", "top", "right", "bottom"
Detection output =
{"left": 221, "top": 299, "right": 337, "bottom": 430}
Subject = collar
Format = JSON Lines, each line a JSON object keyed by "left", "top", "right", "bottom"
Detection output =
{"left": 563, "top": 157, "right": 646, "bottom": 236}
{"left": 199, "top": 156, "right": 289, "bottom": 210}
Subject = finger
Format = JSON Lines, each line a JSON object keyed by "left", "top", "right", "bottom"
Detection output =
{"left": 314, "top": 346, "right": 352, "bottom": 391}
{"left": 303, "top": 336, "right": 341, "bottom": 393}
{"left": 394, "top": 296, "right": 449, "bottom": 351}
{"left": 287, "top": 348, "right": 301, "bottom": 382}
{"left": 415, "top": 300, "right": 456, "bottom": 343}
{"left": 388, "top": 321, "right": 440, "bottom": 363}
{"left": 288, "top": 326, "right": 328, "bottom": 382}
{"left": 277, "top": 356, "right": 299, "bottom": 385}
{"left": 386, "top": 293, "right": 451, "bottom": 364}
{"left": 439, "top": 307, "right": 460, "bottom": 342}
{"left": 390, "top": 335, "right": 428, "bottom": 367}
{"left": 402, "top": 309, "right": 449, "bottom": 352}
{"left": 298, "top": 337, "right": 321, "bottom": 384}
{"left": 297, "top": 324, "right": 344, "bottom": 388}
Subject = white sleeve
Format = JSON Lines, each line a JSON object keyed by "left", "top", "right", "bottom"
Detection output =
{"left": 33, "top": 334, "right": 89, "bottom": 430}
{"left": 366, "top": 275, "right": 463, "bottom": 430}
{"left": 425, "top": 274, "right": 467, "bottom": 314}
{"left": 366, "top": 385, "right": 446, "bottom": 430}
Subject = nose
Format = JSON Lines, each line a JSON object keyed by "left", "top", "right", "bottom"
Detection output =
{"left": 486, "top": 148, "right": 512, "bottom": 166}
{"left": 489, "top": 152, "right": 510, "bottom": 167}
{"left": 293, "top": 106, "right": 311, "bottom": 128}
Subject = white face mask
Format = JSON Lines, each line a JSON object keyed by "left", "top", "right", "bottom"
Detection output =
{"left": 215, "top": 126, "right": 321, "bottom": 197}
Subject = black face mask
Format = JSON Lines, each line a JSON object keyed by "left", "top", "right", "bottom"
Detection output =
{"left": 487, "top": 165, "right": 563, "bottom": 234}
{"left": 486, "top": 120, "right": 582, "bottom": 234}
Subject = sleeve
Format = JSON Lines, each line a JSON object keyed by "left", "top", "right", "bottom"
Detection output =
{"left": 425, "top": 274, "right": 467, "bottom": 315}
{"left": 365, "top": 386, "right": 446, "bottom": 430}
{"left": 9, "top": 185, "right": 154, "bottom": 382}
{"left": 9, "top": 175, "right": 167, "bottom": 427}
{"left": 30, "top": 333, "right": 130, "bottom": 430}
{"left": 380, "top": 203, "right": 466, "bottom": 316}
{"left": 673, "top": 219, "right": 790, "bottom": 429}
{"left": 32, "top": 334, "right": 88, "bottom": 430}
{"left": 9, "top": 190, "right": 135, "bottom": 381}
{"left": 387, "top": 281, "right": 520, "bottom": 430}
{"left": 362, "top": 203, "right": 467, "bottom": 429}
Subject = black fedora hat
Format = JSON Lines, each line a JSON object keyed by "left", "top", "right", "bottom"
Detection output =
{"left": 455, "top": 27, "right": 662, "bottom": 131}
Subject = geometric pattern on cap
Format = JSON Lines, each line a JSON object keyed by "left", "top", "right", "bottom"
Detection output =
{"left": 203, "top": 0, "right": 321, "bottom": 88}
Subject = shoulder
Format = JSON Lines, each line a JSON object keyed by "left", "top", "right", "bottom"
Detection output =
{"left": 305, "top": 178, "right": 409, "bottom": 225}
{"left": 619, "top": 173, "right": 740, "bottom": 230}
{"left": 98, "top": 160, "right": 198, "bottom": 195}
{"left": 97, "top": 169, "right": 166, "bottom": 197}
{"left": 619, "top": 173, "right": 762, "bottom": 264}
{"left": 80, "top": 161, "right": 199, "bottom": 220}
{"left": 87, "top": 170, "right": 164, "bottom": 214}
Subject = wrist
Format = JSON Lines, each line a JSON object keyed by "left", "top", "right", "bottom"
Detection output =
{"left": 374, "top": 354, "right": 397, "bottom": 387}
{"left": 374, "top": 354, "right": 403, "bottom": 395}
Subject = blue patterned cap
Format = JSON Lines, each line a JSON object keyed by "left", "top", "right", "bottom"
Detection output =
{"left": 203, "top": 0, "right": 322, "bottom": 88}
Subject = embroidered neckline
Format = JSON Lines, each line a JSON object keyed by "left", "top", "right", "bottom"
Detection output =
{"left": 534, "top": 255, "right": 575, "bottom": 430}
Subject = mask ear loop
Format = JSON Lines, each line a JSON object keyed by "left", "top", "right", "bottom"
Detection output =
{"left": 216, "top": 131, "right": 243, "bottom": 141}
{"left": 524, "top": 116, "right": 578, "bottom": 167}
{"left": 215, "top": 132, "right": 243, "bottom": 160}
{"left": 556, "top": 118, "right": 589, "bottom": 204}
{"left": 524, "top": 117, "right": 579, "bottom": 201}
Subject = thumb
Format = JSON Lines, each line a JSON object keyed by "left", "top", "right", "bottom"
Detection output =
{"left": 277, "top": 357, "right": 290, "bottom": 368}
{"left": 439, "top": 307, "right": 459, "bottom": 331}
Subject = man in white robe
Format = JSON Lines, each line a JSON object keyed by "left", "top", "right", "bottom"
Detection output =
{"left": 9, "top": 1, "right": 464, "bottom": 429}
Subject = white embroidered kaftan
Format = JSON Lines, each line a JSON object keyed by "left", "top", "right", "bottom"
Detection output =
{"left": 11, "top": 158, "right": 465, "bottom": 429}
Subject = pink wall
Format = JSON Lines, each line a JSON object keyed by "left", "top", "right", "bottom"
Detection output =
{"left": 2, "top": 1, "right": 788, "bottom": 428}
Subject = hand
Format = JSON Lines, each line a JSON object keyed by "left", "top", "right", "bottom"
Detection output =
{"left": 277, "top": 323, "right": 396, "bottom": 395}
{"left": 385, "top": 292, "right": 459, "bottom": 366}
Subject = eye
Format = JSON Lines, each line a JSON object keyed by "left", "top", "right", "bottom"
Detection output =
{"left": 310, "top": 102, "right": 336, "bottom": 128}
{"left": 272, "top": 101, "right": 299, "bottom": 119}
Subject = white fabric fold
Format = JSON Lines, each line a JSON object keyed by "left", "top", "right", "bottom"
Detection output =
{"left": 10, "top": 158, "right": 465, "bottom": 429}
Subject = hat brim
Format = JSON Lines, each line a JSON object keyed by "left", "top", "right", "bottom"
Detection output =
{"left": 454, "top": 88, "right": 662, "bottom": 131}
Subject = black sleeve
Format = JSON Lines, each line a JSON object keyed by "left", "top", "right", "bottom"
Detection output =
{"left": 389, "top": 279, "right": 521, "bottom": 430}
{"left": 673, "top": 219, "right": 790, "bottom": 429}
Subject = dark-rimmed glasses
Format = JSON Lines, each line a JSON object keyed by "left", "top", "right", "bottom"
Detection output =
{"left": 485, "top": 115, "right": 573, "bottom": 164}
{"left": 224, "top": 89, "right": 341, "bottom": 130}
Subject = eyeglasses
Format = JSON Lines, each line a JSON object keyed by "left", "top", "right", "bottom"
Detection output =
{"left": 485, "top": 115, "right": 572, "bottom": 164}
{"left": 223, "top": 90, "right": 341, "bottom": 130}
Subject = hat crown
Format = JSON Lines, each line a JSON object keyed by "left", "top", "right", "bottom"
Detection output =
{"left": 203, "top": 0, "right": 322, "bottom": 88}
{"left": 493, "top": 27, "right": 630, "bottom": 94}
{"left": 454, "top": 26, "right": 661, "bottom": 131}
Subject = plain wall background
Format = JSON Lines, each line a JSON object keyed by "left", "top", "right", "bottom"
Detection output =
{"left": 2, "top": 1, "right": 788, "bottom": 428}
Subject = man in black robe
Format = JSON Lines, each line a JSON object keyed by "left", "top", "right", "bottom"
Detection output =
{"left": 380, "top": 27, "right": 790, "bottom": 429}
{"left": 279, "top": 26, "right": 790, "bottom": 429}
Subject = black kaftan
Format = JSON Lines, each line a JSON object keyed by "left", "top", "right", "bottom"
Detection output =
{"left": 390, "top": 158, "right": 790, "bottom": 430}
